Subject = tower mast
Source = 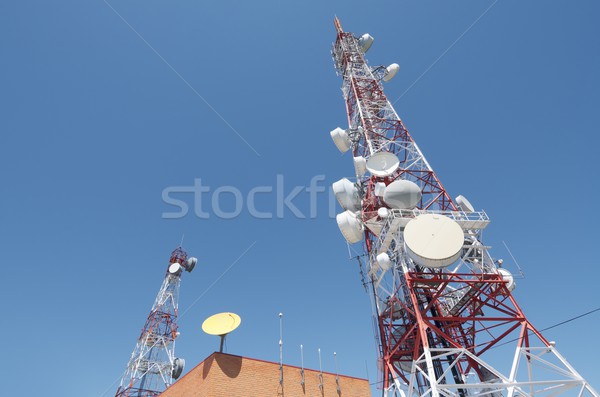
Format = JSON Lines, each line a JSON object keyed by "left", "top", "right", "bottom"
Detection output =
{"left": 330, "top": 17, "right": 598, "bottom": 397}
{"left": 115, "top": 247, "right": 197, "bottom": 397}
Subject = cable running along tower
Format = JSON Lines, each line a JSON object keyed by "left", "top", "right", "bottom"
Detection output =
{"left": 115, "top": 247, "right": 197, "bottom": 397}
{"left": 329, "top": 17, "right": 598, "bottom": 397}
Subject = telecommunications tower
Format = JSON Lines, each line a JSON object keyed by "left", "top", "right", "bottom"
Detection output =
{"left": 115, "top": 247, "right": 198, "bottom": 397}
{"left": 329, "top": 17, "right": 598, "bottom": 397}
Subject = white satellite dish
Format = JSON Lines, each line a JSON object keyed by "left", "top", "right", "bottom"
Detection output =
{"left": 358, "top": 33, "right": 374, "bottom": 53}
{"left": 377, "top": 207, "right": 390, "bottom": 218}
{"left": 353, "top": 156, "right": 367, "bottom": 177}
{"left": 332, "top": 178, "right": 361, "bottom": 212}
{"left": 366, "top": 152, "right": 400, "bottom": 177}
{"left": 404, "top": 214, "right": 464, "bottom": 269}
{"left": 336, "top": 210, "right": 363, "bottom": 244}
{"left": 455, "top": 195, "right": 475, "bottom": 213}
{"left": 330, "top": 127, "right": 351, "bottom": 153}
{"left": 376, "top": 252, "right": 392, "bottom": 271}
{"left": 383, "top": 179, "right": 422, "bottom": 209}
{"left": 168, "top": 263, "right": 182, "bottom": 274}
{"left": 497, "top": 268, "right": 516, "bottom": 292}
{"left": 383, "top": 63, "right": 400, "bottom": 82}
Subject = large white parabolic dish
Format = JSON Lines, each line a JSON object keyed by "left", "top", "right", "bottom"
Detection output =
{"left": 404, "top": 214, "right": 464, "bottom": 269}
{"left": 366, "top": 152, "right": 400, "bottom": 177}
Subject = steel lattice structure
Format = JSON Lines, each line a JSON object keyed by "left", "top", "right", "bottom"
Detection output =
{"left": 115, "top": 247, "right": 196, "bottom": 397}
{"left": 330, "top": 17, "right": 598, "bottom": 397}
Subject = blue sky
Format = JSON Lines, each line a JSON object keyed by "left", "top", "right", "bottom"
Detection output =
{"left": 1, "top": 1, "right": 599, "bottom": 396}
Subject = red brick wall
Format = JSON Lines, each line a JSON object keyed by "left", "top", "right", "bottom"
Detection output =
{"left": 160, "top": 352, "right": 371, "bottom": 397}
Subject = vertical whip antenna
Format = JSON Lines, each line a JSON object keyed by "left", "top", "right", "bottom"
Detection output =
{"left": 318, "top": 348, "right": 323, "bottom": 391}
{"left": 300, "top": 344, "right": 305, "bottom": 386}
{"left": 334, "top": 352, "right": 341, "bottom": 394}
{"left": 333, "top": 15, "right": 343, "bottom": 34}
{"left": 278, "top": 313, "right": 283, "bottom": 386}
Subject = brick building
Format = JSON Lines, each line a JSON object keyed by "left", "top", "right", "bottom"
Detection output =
{"left": 160, "top": 352, "right": 371, "bottom": 397}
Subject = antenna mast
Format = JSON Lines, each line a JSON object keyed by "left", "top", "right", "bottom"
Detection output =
{"left": 329, "top": 18, "right": 599, "bottom": 397}
{"left": 279, "top": 313, "right": 284, "bottom": 386}
{"left": 115, "top": 247, "right": 197, "bottom": 397}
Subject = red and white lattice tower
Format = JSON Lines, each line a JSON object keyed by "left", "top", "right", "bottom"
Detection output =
{"left": 115, "top": 247, "right": 197, "bottom": 397}
{"left": 330, "top": 17, "right": 598, "bottom": 397}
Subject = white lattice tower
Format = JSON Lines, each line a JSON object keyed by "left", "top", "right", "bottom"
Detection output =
{"left": 330, "top": 17, "right": 598, "bottom": 397}
{"left": 115, "top": 247, "right": 197, "bottom": 397}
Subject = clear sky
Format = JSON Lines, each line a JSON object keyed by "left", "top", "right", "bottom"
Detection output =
{"left": 1, "top": 1, "right": 599, "bottom": 396}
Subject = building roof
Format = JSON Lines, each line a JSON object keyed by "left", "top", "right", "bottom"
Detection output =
{"left": 160, "top": 352, "right": 371, "bottom": 397}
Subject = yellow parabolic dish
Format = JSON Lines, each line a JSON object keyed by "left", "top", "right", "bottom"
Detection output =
{"left": 202, "top": 312, "right": 242, "bottom": 336}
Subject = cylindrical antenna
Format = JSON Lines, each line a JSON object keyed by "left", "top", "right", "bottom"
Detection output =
{"left": 279, "top": 313, "right": 283, "bottom": 386}
{"left": 318, "top": 348, "right": 322, "bottom": 372}
{"left": 318, "top": 348, "right": 323, "bottom": 390}
{"left": 334, "top": 351, "right": 339, "bottom": 374}
{"left": 300, "top": 344, "right": 305, "bottom": 386}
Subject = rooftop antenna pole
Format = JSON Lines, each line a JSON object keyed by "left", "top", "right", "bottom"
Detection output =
{"left": 279, "top": 312, "right": 283, "bottom": 386}
{"left": 219, "top": 335, "right": 225, "bottom": 353}
{"left": 334, "top": 352, "right": 341, "bottom": 394}
{"left": 318, "top": 348, "right": 324, "bottom": 391}
{"left": 300, "top": 344, "right": 305, "bottom": 386}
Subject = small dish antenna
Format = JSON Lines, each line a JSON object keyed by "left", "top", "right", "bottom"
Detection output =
{"left": 455, "top": 195, "right": 475, "bottom": 213}
{"left": 366, "top": 152, "right": 400, "bottom": 177}
{"left": 497, "top": 268, "right": 516, "bottom": 292}
{"left": 383, "top": 179, "right": 422, "bottom": 209}
{"left": 383, "top": 63, "right": 400, "bottom": 82}
{"left": 358, "top": 33, "right": 374, "bottom": 53}
{"left": 330, "top": 127, "right": 352, "bottom": 153}
{"left": 336, "top": 210, "right": 364, "bottom": 244}
{"left": 202, "top": 312, "right": 241, "bottom": 353}
{"left": 168, "top": 263, "right": 182, "bottom": 275}
{"left": 332, "top": 178, "right": 361, "bottom": 212}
